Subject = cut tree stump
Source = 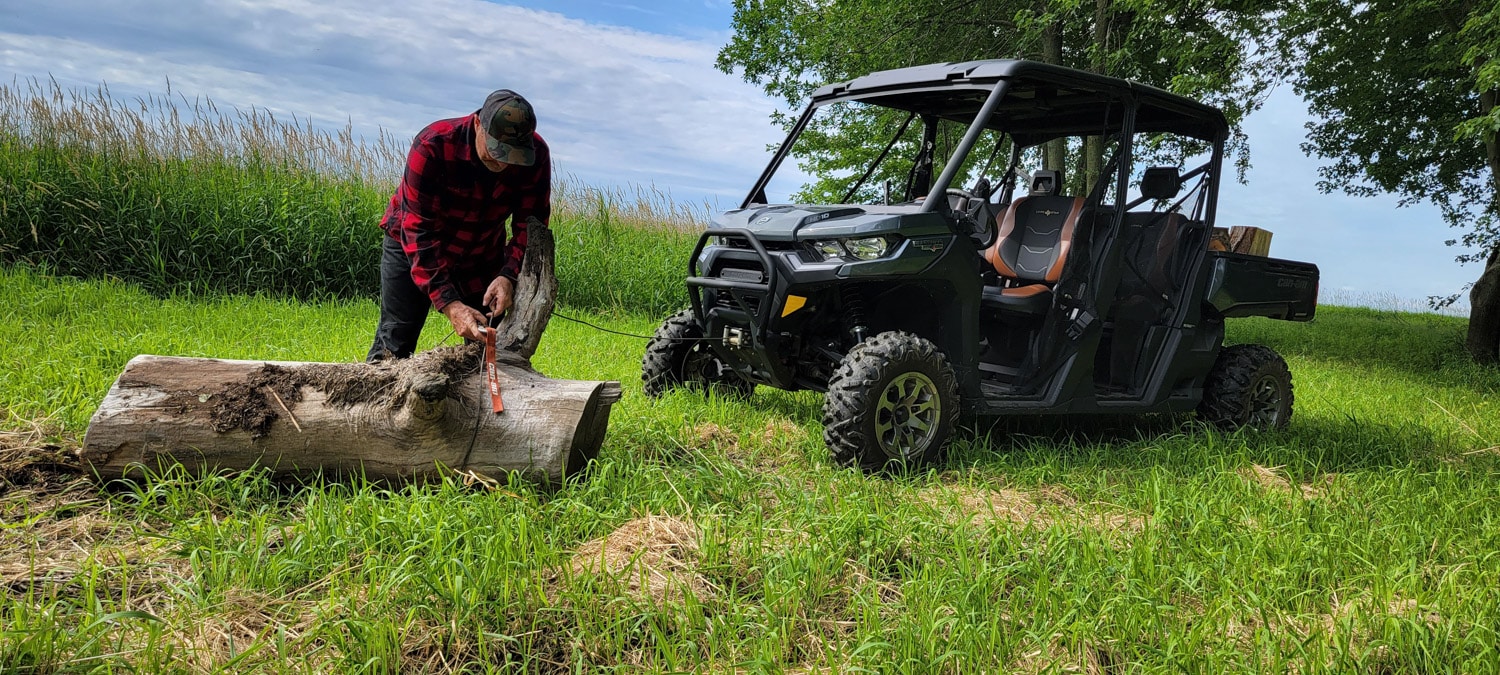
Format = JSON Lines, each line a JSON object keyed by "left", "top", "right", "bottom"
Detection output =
{"left": 81, "top": 225, "right": 621, "bottom": 485}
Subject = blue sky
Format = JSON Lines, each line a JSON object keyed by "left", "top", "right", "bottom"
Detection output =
{"left": 0, "top": 0, "right": 1480, "bottom": 311}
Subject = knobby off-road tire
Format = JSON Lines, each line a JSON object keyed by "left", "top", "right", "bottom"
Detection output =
{"left": 641, "top": 309, "right": 754, "bottom": 399}
{"left": 1197, "top": 344, "right": 1294, "bottom": 431}
{"left": 823, "top": 331, "right": 959, "bottom": 472}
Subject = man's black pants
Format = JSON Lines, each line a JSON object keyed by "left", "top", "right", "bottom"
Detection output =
{"left": 367, "top": 237, "right": 492, "bottom": 362}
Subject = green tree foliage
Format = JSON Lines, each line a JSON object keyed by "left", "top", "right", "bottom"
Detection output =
{"left": 716, "top": 0, "right": 1281, "bottom": 201}
{"left": 1280, "top": 0, "right": 1500, "bottom": 361}
{"left": 1287, "top": 0, "right": 1498, "bottom": 263}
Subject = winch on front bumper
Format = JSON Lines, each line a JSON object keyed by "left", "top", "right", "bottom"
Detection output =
{"left": 690, "top": 231, "right": 858, "bottom": 393}
{"left": 686, "top": 228, "right": 809, "bottom": 389}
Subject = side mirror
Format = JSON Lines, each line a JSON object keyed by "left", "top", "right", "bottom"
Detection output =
{"left": 1140, "top": 167, "right": 1180, "bottom": 200}
{"left": 971, "top": 177, "right": 992, "bottom": 200}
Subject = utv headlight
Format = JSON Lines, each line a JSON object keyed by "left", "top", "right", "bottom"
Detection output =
{"left": 810, "top": 236, "right": 891, "bottom": 261}
{"left": 843, "top": 236, "right": 889, "bottom": 260}
{"left": 812, "top": 240, "right": 847, "bottom": 260}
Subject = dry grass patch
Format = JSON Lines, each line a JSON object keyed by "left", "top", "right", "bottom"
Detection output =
{"left": 564, "top": 514, "right": 711, "bottom": 605}
{"left": 1010, "top": 636, "right": 1123, "bottom": 674}
{"left": 0, "top": 509, "right": 178, "bottom": 595}
{"left": 150, "top": 588, "right": 322, "bottom": 672}
{"left": 97, "top": 584, "right": 489, "bottom": 673}
{"left": 918, "top": 484, "right": 1145, "bottom": 537}
{"left": 688, "top": 422, "right": 738, "bottom": 452}
{"left": 1, "top": 410, "right": 86, "bottom": 497}
{"left": 1214, "top": 591, "right": 1445, "bottom": 667}
{"left": 759, "top": 419, "right": 806, "bottom": 448}
{"left": 0, "top": 413, "right": 174, "bottom": 596}
{"left": 1238, "top": 464, "right": 1335, "bottom": 499}
{"left": 750, "top": 418, "right": 808, "bottom": 469}
{"left": 687, "top": 419, "right": 807, "bottom": 470}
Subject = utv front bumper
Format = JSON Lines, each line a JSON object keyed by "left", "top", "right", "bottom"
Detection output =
{"left": 687, "top": 228, "right": 809, "bottom": 389}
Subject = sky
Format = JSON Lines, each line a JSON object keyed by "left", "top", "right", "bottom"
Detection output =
{"left": 0, "top": 0, "right": 1481, "bottom": 312}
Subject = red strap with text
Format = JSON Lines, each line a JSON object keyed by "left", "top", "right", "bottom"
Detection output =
{"left": 481, "top": 327, "right": 505, "bottom": 413}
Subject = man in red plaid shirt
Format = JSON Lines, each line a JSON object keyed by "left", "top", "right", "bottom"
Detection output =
{"left": 368, "top": 89, "right": 551, "bottom": 362}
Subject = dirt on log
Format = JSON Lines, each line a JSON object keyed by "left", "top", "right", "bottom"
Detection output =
{"left": 81, "top": 225, "right": 622, "bottom": 485}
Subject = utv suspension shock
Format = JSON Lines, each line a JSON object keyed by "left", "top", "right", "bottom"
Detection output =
{"left": 842, "top": 287, "right": 869, "bottom": 344}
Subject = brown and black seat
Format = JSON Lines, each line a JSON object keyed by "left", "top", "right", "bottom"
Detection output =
{"left": 981, "top": 170, "right": 1084, "bottom": 315}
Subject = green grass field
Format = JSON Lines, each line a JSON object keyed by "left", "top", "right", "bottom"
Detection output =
{"left": 4, "top": 267, "right": 1500, "bottom": 673}
{"left": 5, "top": 78, "right": 1500, "bottom": 673}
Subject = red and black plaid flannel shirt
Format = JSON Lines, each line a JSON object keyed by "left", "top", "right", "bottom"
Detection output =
{"left": 380, "top": 114, "right": 550, "bottom": 310}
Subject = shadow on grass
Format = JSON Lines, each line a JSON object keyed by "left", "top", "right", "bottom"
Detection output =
{"left": 952, "top": 411, "right": 1461, "bottom": 475}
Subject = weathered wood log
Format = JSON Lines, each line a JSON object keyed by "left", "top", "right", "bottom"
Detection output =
{"left": 81, "top": 226, "right": 621, "bottom": 485}
{"left": 80, "top": 351, "right": 620, "bottom": 484}
{"left": 1227, "top": 226, "right": 1273, "bottom": 256}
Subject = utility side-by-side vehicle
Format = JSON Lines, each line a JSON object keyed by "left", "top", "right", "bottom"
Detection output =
{"left": 642, "top": 60, "right": 1318, "bottom": 470}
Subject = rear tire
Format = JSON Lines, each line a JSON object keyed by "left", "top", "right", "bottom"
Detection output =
{"left": 641, "top": 309, "right": 754, "bottom": 398}
{"left": 1197, "top": 344, "right": 1293, "bottom": 430}
{"left": 823, "top": 331, "right": 958, "bottom": 472}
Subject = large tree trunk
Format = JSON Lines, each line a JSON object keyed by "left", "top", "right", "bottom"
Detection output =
{"left": 1040, "top": 17, "right": 1068, "bottom": 173}
{"left": 1082, "top": 0, "right": 1113, "bottom": 191}
{"left": 1469, "top": 244, "right": 1500, "bottom": 364}
{"left": 81, "top": 226, "right": 621, "bottom": 485}
{"left": 1469, "top": 85, "right": 1498, "bottom": 364}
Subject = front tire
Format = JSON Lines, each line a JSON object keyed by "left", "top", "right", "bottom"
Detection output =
{"left": 1197, "top": 344, "right": 1293, "bottom": 430}
{"left": 641, "top": 309, "right": 754, "bottom": 398}
{"left": 823, "top": 331, "right": 959, "bottom": 471}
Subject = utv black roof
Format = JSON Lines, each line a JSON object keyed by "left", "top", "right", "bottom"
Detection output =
{"left": 809, "top": 59, "right": 1229, "bottom": 144}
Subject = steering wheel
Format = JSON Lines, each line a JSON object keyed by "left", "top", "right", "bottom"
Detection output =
{"left": 943, "top": 187, "right": 979, "bottom": 221}
{"left": 943, "top": 187, "right": 998, "bottom": 249}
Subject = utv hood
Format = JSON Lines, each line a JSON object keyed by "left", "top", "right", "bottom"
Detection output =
{"left": 712, "top": 204, "right": 924, "bottom": 241}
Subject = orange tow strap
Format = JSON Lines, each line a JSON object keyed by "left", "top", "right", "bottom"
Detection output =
{"left": 481, "top": 327, "right": 505, "bottom": 413}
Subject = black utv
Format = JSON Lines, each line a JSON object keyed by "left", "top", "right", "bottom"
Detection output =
{"left": 643, "top": 60, "right": 1318, "bottom": 470}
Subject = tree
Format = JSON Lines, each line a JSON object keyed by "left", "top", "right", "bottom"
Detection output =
{"left": 716, "top": 0, "right": 1282, "bottom": 200}
{"left": 1281, "top": 0, "right": 1500, "bottom": 362}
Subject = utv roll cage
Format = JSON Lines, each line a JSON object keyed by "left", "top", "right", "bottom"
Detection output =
{"left": 744, "top": 59, "right": 1229, "bottom": 210}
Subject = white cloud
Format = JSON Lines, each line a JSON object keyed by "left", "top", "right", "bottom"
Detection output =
{"left": 0, "top": 0, "right": 1485, "bottom": 307}
{"left": 0, "top": 0, "right": 789, "bottom": 202}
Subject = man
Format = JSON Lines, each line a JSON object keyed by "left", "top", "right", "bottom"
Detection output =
{"left": 367, "top": 89, "right": 551, "bottom": 362}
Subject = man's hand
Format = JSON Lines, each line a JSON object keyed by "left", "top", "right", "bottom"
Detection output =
{"left": 483, "top": 276, "right": 515, "bottom": 317}
{"left": 441, "top": 302, "right": 490, "bottom": 342}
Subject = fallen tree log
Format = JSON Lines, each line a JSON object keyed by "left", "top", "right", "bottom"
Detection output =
{"left": 81, "top": 226, "right": 621, "bottom": 485}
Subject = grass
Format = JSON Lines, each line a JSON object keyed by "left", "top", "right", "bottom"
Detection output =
{"left": 0, "top": 79, "right": 699, "bottom": 317}
{"left": 3, "top": 268, "right": 1500, "bottom": 673}
{"left": 4, "top": 74, "right": 1500, "bottom": 672}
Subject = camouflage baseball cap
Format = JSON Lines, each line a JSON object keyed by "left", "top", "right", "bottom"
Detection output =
{"left": 478, "top": 89, "right": 537, "bottom": 166}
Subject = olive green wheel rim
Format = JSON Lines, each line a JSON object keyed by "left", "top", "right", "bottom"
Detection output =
{"left": 1247, "top": 374, "right": 1284, "bottom": 428}
{"left": 874, "top": 371, "right": 941, "bottom": 460}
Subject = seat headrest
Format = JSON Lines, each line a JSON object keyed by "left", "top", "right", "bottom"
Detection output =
{"left": 1029, "top": 170, "right": 1062, "bottom": 196}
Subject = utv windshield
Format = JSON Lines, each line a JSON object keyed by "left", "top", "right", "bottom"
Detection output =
{"left": 746, "top": 67, "right": 1227, "bottom": 209}
{"left": 752, "top": 99, "right": 1016, "bottom": 207}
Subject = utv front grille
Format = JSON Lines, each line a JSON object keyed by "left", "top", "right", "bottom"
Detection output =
{"left": 718, "top": 267, "right": 764, "bottom": 283}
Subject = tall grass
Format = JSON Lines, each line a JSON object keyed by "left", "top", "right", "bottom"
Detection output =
{"left": 3, "top": 269, "right": 1499, "bottom": 672}
{"left": 0, "top": 79, "right": 700, "bottom": 315}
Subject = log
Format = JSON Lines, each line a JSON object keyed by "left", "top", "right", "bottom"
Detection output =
{"left": 81, "top": 225, "right": 621, "bottom": 485}
{"left": 1227, "top": 226, "right": 1273, "bottom": 256}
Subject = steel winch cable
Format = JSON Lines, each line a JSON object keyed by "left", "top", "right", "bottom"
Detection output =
{"left": 552, "top": 311, "right": 723, "bottom": 342}
{"left": 435, "top": 311, "right": 723, "bottom": 346}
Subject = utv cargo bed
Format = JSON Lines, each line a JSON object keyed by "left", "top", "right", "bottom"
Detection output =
{"left": 1204, "top": 251, "right": 1318, "bottom": 321}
